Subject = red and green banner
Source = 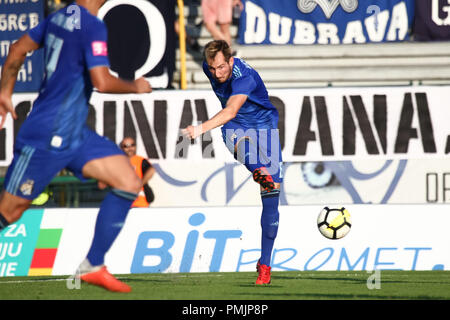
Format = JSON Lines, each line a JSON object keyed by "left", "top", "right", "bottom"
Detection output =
{"left": 28, "top": 228, "right": 63, "bottom": 276}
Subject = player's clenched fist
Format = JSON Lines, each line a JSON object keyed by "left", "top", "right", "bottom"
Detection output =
{"left": 182, "top": 125, "right": 203, "bottom": 140}
{"left": 134, "top": 77, "right": 152, "bottom": 93}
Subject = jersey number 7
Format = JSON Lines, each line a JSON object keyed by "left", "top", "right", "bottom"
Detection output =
{"left": 45, "top": 33, "right": 64, "bottom": 80}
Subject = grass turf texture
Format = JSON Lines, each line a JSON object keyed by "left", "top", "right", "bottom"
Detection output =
{"left": 0, "top": 271, "right": 450, "bottom": 300}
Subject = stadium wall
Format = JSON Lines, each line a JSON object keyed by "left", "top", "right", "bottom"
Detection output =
{"left": 5, "top": 86, "right": 450, "bottom": 206}
{"left": 3, "top": 86, "right": 450, "bottom": 277}
{"left": 1, "top": 204, "right": 450, "bottom": 277}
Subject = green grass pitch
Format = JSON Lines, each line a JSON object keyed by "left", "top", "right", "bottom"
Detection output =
{"left": 1, "top": 270, "right": 450, "bottom": 300}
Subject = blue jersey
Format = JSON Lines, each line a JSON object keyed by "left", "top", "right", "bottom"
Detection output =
{"left": 203, "top": 58, "right": 278, "bottom": 128}
{"left": 19, "top": 3, "right": 109, "bottom": 152}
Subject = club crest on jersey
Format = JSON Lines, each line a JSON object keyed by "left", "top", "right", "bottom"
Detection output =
{"left": 297, "top": 0, "right": 358, "bottom": 19}
{"left": 20, "top": 179, "right": 34, "bottom": 196}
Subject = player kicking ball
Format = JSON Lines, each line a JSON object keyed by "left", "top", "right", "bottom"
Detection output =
{"left": 182, "top": 40, "right": 283, "bottom": 285}
{"left": 0, "top": 0, "right": 152, "bottom": 292}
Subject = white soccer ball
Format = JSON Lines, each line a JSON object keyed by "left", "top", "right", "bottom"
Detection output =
{"left": 317, "top": 207, "right": 352, "bottom": 240}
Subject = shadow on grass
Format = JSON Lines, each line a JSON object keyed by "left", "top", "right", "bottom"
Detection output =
{"left": 273, "top": 274, "right": 450, "bottom": 287}
{"left": 238, "top": 284, "right": 284, "bottom": 288}
{"left": 233, "top": 292, "right": 441, "bottom": 300}
{"left": 125, "top": 277, "right": 172, "bottom": 284}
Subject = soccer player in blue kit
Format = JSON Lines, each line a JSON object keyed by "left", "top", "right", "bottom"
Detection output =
{"left": 182, "top": 40, "right": 282, "bottom": 285}
{"left": 0, "top": 0, "right": 151, "bottom": 292}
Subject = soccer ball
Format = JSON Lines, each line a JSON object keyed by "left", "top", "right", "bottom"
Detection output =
{"left": 317, "top": 207, "right": 351, "bottom": 239}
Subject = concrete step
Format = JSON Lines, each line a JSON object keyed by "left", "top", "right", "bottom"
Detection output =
{"left": 177, "top": 41, "right": 450, "bottom": 61}
{"left": 189, "top": 65, "right": 450, "bottom": 83}
{"left": 171, "top": 77, "right": 419, "bottom": 89}
{"left": 233, "top": 41, "right": 450, "bottom": 59}
{"left": 176, "top": 56, "right": 450, "bottom": 72}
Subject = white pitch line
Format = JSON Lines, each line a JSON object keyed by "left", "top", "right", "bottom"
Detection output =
{"left": 0, "top": 278, "right": 68, "bottom": 284}
{"left": 0, "top": 273, "right": 225, "bottom": 284}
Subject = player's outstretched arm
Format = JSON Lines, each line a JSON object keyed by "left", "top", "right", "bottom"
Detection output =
{"left": 182, "top": 94, "right": 247, "bottom": 139}
{"left": 90, "top": 66, "right": 152, "bottom": 94}
{"left": 0, "top": 34, "right": 40, "bottom": 128}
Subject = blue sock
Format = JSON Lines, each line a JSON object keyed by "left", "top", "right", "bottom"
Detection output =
{"left": 86, "top": 189, "right": 137, "bottom": 266}
{"left": 259, "top": 189, "right": 280, "bottom": 266}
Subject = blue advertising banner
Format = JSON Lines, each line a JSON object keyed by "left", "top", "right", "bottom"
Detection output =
{"left": 238, "top": 0, "right": 415, "bottom": 44}
{"left": 0, "top": 0, "right": 44, "bottom": 92}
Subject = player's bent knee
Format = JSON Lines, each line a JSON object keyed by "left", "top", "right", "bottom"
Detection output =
{"left": 130, "top": 175, "right": 143, "bottom": 194}
{"left": 234, "top": 136, "right": 251, "bottom": 150}
{"left": 233, "top": 136, "right": 252, "bottom": 161}
{"left": 111, "top": 188, "right": 139, "bottom": 202}
{"left": 0, "top": 205, "right": 28, "bottom": 224}
{"left": 0, "top": 192, "right": 31, "bottom": 223}
{"left": 117, "top": 174, "right": 142, "bottom": 195}
{"left": 7, "top": 210, "right": 26, "bottom": 224}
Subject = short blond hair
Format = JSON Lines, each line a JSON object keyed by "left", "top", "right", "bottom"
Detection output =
{"left": 203, "top": 40, "right": 232, "bottom": 62}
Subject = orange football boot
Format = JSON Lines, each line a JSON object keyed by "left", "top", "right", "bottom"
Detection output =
{"left": 79, "top": 266, "right": 131, "bottom": 293}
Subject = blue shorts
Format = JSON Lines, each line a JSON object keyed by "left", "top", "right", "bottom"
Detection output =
{"left": 221, "top": 121, "right": 283, "bottom": 183}
{"left": 3, "top": 128, "right": 124, "bottom": 200}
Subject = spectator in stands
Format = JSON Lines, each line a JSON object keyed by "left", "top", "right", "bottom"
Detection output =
{"left": 201, "top": 0, "right": 242, "bottom": 55}
{"left": 175, "top": 19, "right": 201, "bottom": 53}
{"left": 120, "top": 137, "right": 156, "bottom": 208}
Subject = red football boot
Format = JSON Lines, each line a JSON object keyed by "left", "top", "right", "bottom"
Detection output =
{"left": 252, "top": 167, "right": 275, "bottom": 192}
{"left": 256, "top": 263, "right": 271, "bottom": 285}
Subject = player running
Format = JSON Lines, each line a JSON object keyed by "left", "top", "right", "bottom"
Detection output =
{"left": 0, "top": 0, "right": 151, "bottom": 292}
{"left": 182, "top": 40, "right": 283, "bottom": 285}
